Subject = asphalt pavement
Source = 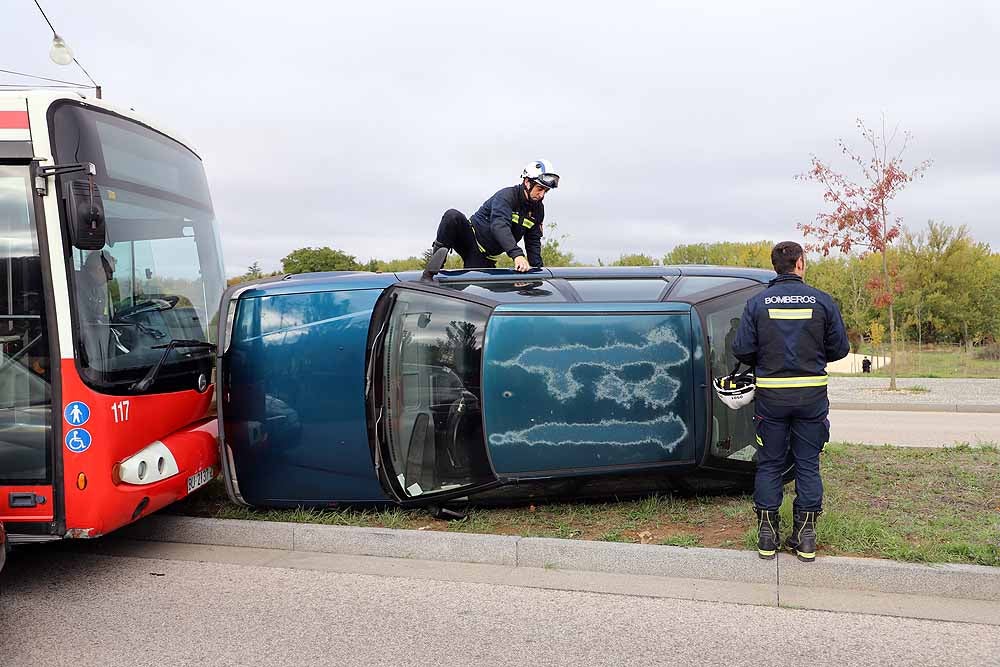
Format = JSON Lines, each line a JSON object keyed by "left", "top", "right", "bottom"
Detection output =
{"left": 2, "top": 539, "right": 999, "bottom": 667}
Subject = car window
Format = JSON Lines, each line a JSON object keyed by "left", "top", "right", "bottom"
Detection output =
{"left": 698, "top": 287, "right": 763, "bottom": 465}
{"left": 440, "top": 281, "right": 566, "bottom": 303}
{"left": 568, "top": 279, "right": 669, "bottom": 302}
{"left": 669, "top": 276, "right": 758, "bottom": 301}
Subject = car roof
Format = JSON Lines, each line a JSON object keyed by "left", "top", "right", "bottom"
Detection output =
{"left": 402, "top": 264, "right": 775, "bottom": 283}
{"left": 233, "top": 265, "right": 775, "bottom": 300}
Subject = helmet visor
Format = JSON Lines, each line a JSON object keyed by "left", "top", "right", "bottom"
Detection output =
{"left": 533, "top": 173, "right": 560, "bottom": 189}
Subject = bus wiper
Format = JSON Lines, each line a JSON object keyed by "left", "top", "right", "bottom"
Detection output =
{"left": 111, "top": 320, "right": 167, "bottom": 340}
{"left": 130, "top": 339, "right": 216, "bottom": 392}
{"left": 118, "top": 296, "right": 179, "bottom": 320}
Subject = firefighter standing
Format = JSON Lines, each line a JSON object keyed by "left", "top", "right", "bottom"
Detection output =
{"left": 732, "top": 241, "right": 849, "bottom": 562}
{"left": 429, "top": 160, "right": 559, "bottom": 271}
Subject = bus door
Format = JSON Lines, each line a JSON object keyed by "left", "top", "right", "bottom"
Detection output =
{"left": 0, "top": 165, "right": 56, "bottom": 528}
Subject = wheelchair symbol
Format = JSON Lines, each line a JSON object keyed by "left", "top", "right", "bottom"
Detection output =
{"left": 65, "top": 428, "right": 92, "bottom": 453}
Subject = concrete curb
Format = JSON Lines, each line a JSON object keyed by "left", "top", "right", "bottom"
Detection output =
{"left": 830, "top": 402, "right": 1000, "bottom": 413}
{"left": 776, "top": 553, "right": 1000, "bottom": 600}
{"left": 121, "top": 514, "right": 1000, "bottom": 602}
{"left": 517, "top": 537, "right": 776, "bottom": 584}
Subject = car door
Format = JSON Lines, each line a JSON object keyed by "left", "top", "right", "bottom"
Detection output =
{"left": 481, "top": 302, "right": 700, "bottom": 477}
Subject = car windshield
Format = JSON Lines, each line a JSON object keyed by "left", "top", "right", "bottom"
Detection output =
{"left": 52, "top": 103, "right": 224, "bottom": 393}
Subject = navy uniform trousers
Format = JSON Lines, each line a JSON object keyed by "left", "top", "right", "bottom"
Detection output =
{"left": 753, "top": 395, "right": 831, "bottom": 513}
{"left": 435, "top": 209, "right": 498, "bottom": 269}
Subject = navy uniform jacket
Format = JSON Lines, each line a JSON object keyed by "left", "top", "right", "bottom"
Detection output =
{"left": 469, "top": 185, "right": 544, "bottom": 266}
{"left": 732, "top": 273, "right": 850, "bottom": 406}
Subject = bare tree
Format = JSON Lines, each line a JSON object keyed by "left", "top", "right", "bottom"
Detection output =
{"left": 797, "top": 117, "right": 931, "bottom": 390}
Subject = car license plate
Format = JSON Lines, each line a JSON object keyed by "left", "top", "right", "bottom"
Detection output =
{"left": 186, "top": 467, "right": 214, "bottom": 494}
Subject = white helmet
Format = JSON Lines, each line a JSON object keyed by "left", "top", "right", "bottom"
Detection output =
{"left": 521, "top": 159, "right": 560, "bottom": 189}
{"left": 714, "top": 365, "right": 756, "bottom": 410}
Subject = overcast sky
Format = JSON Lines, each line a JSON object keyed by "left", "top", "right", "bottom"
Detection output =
{"left": 5, "top": 1, "right": 999, "bottom": 275}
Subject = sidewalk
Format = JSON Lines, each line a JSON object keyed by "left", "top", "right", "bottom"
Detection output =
{"left": 119, "top": 514, "right": 1000, "bottom": 626}
{"left": 826, "top": 352, "right": 890, "bottom": 374}
{"left": 828, "top": 377, "right": 1000, "bottom": 413}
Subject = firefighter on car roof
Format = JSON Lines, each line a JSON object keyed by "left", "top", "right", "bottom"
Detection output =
{"left": 428, "top": 160, "right": 559, "bottom": 272}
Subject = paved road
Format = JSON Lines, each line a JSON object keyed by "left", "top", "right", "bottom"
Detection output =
{"left": 829, "top": 409, "right": 1000, "bottom": 447}
{"left": 2, "top": 542, "right": 998, "bottom": 667}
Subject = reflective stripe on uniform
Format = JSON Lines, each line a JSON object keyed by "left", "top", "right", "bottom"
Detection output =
{"left": 468, "top": 221, "right": 502, "bottom": 260}
{"left": 756, "top": 375, "right": 829, "bottom": 388}
{"left": 511, "top": 212, "right": 535, "bottom": 229}
{"left": 768, "top": 308, "right": 813, "bottom": 319}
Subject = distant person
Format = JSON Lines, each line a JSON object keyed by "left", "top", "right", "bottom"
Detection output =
{"left": 428, "top": 160, "right": 559, "bottom": 272}
{"left": 861, "top": 356, "right": 872, "bottom": 373}
{"left": 732, "top": 241, "right": 849, "bottom": 562}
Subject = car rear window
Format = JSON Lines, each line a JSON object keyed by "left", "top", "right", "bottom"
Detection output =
{"left": 568, "top": 279, "right": 669, "bottom": 302}
{"left": 668, "top": 276, "right": 758, "bottom": 301}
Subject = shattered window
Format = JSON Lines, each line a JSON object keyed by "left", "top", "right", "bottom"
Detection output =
{"left": 440, "top": 280, "right": 566, "bottom": 303}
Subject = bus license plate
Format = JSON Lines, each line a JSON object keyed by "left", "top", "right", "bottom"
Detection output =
{"left": 186, "top": 467, "right": 214, "bottom": 494}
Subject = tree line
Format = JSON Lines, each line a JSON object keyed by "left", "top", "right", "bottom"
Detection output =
{"left": 231, "top": 220, "right": 999, "bottom": 349}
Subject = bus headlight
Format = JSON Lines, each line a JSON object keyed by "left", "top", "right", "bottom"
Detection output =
{"left": 113, "top": 441, "right": 179, "bottom": 486}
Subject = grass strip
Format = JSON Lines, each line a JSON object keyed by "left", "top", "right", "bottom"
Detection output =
{"left": 173, "top": 443, "right": 1000, "bottom": 566}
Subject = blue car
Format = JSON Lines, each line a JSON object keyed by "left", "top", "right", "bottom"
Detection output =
{"left": 217, "top": 264, "right": 775, "bottom": 508}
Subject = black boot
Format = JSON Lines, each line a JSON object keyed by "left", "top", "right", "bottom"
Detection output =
{"left": 785, "top": 511, "right": 819, "bottom": 562}
{"left": 421, "top": 241, "right": 448, "bottom": 264}
{"left": 755, "top": 508, "right": 780, "bottom": 560}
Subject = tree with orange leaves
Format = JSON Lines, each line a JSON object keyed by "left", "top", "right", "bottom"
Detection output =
{"left": 797, "top": 118, "right": 931, "bottom": 390}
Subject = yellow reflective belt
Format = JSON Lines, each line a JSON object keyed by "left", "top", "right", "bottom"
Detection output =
{"left": 768, "top": 308, "right": 813, "bottom": 320}
{"left": 756, "top": 375, "right": 829, "bottom": 388}
{"left": 469, "top": 221, "right": 501, "bottom": 260}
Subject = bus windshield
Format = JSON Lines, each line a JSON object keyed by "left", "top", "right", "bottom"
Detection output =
{"left": 52, "top": 102, "right": 224, "bottom": 394}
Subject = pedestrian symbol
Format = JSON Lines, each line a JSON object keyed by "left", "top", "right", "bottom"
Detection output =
{"left": 65, "top": 428, "right": 92, "bottom": 453}
{"left": 64, "top": 401, "right": 91, "bottom": 427}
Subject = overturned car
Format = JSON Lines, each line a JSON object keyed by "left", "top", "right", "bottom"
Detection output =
{"left": 217, "top": 262, "right": 776, "bottom": 508}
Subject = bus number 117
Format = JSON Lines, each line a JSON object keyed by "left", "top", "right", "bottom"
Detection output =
{"left": 111, "top": 400, "right": 131, "bottom": 423}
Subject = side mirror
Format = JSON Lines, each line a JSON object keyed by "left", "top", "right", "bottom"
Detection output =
{"left": 66, "top": 180, "right": 106, "bottom": 251}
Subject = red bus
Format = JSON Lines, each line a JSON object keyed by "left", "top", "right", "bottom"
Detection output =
{"left": 0, "top": 91, "right": 224, "bottom": 544}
